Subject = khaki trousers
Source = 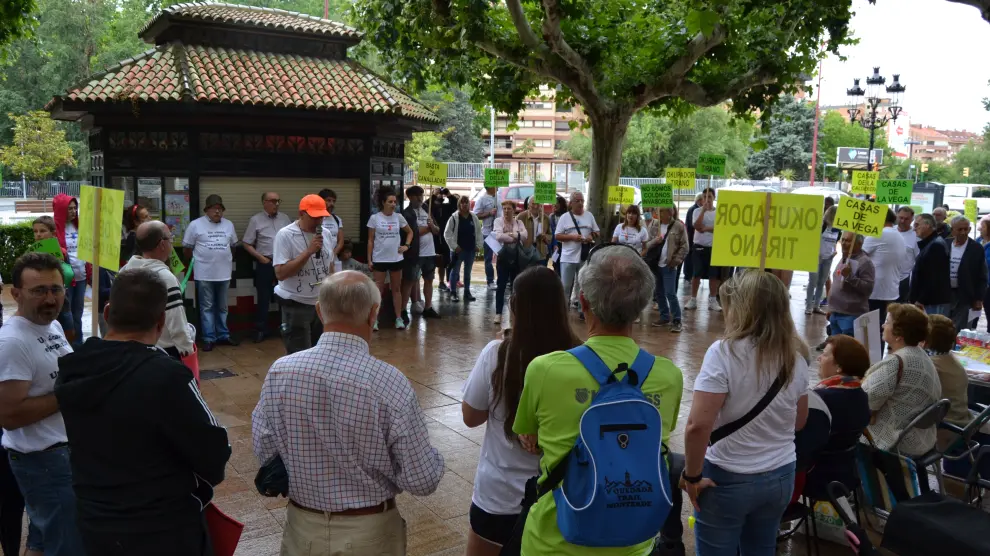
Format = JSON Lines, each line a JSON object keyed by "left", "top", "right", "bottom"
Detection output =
{"left": 280, "top": 504, "right": 406, "bottom": 556}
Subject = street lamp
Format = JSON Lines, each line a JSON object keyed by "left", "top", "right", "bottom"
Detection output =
{"left": 846, "top": 67, "right": 906, "bottom": 171}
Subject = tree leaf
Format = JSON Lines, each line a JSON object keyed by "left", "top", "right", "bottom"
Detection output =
{"left": 685, "top": 9, "right": 719, "bottom": 38}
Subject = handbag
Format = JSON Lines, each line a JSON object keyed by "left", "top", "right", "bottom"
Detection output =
{"left": 569, "top": 211, "right": 592, "bottom": 261}
{"left": 643, "top": 223, "right": 668, "bottom": 269}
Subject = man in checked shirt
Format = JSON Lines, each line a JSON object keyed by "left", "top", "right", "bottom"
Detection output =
{"left": 252, "top": 270, "right": 444, "bottom": 555}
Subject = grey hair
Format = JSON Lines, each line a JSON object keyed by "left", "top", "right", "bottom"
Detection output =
{"left": 569, "top": 191, "right": 585, "bottom": 203}
{"left": 933, "top": 207, "right": 947, "bottom": 216}
{"left": 841, "top": 231, "right": 865, "bottom": 246}
{"left": 318, "top": 271, "right": 381, "bottom": 325}
{"left": 578, "top": 246, "right": 654, "bottom": 327}
{"left": 918, "top": 213, "right": 937, "bottom": 229}
{"left": 950, "top": 215, "right": 970, "bottom": 228}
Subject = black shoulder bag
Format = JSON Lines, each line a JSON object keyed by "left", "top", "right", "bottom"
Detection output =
{"left": 569, "top": 210, "right": 592, "bottom": 261}
{"left": 708, "top": 371, "right": 785, "bottom": 445}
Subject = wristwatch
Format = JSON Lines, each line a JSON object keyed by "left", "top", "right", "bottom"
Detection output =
{"left": 681, "top": 471, "right": 703, "bottom": 485}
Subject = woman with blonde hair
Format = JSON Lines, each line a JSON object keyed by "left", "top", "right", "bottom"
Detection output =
{"left": 806, "top": 205, "right": 840, "bottom": 315}
{"left": 682, "top": 270, "right": 810, "bottom": 555}
{"left": 611, "top": 204, "right": 649, "bottom": 253}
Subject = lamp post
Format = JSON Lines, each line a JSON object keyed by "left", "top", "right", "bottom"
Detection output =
{"left": 846, "top": 68, "right": 906, "bottom": 171}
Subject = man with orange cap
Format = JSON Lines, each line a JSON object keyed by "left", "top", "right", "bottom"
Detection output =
{"left": 272, "top": 194, "right": 332, "bottom": 354}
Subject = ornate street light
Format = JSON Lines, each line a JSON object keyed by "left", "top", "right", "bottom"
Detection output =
{"left": 847, "top": 68, "right": 906, "bottom": 171}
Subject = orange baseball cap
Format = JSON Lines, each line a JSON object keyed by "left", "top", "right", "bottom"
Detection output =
{"left": 299, "top": 194, "right": 331, "bottom": 217}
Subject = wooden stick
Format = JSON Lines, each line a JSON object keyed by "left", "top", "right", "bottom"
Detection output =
{"left": 90, "top": 188, "right": 102, "bottom": 338}
{"left": 758, "top": 192, "right": 772, "bottom": 271}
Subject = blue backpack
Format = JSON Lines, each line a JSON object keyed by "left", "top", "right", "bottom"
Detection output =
{"left": 542, "top": 345, "right": 672, "bottom": 547}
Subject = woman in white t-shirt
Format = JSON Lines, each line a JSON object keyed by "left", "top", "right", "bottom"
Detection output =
{"left": 461, "top": 266, "right": 579, "bottom": 555}
{"left": 366, "top": 186, "right": 413, "bottom": 331}
{"left": 611, "top": 204, "right": 649, "bottom": 254}
{"left": 681, "top": 270, "right": 810, "bottom": 555}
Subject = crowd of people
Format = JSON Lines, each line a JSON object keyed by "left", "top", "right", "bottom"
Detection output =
{"left": 2, "top": 181, "right": 990, "bottom": 556}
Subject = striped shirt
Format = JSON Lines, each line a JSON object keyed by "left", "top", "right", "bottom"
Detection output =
{"left": 120, "top": 256, "right": 195, "bottom": 356}
{"left": 252, "top": 333, "right": 444, "bottom": 511}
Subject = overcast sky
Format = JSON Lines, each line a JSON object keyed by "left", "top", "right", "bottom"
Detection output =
{"left": 809, "top": 0, "right": 990, "bottom": 133}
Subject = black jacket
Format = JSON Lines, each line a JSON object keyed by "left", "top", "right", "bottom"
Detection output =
{"left": 400, "top": 205, "right": 422, "bottom": 261}
{"left": 54, "top": 338, "right": 230, "bottom": 534}
{"left": 953, "top": 238, "right": 989, "bottom": 304}
{"left": 911, "top": 234, "right": 952, "bottom": 306}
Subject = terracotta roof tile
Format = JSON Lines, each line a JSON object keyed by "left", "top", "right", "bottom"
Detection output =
{"left": 55, "top": 43, "right": 437, "bottom": 123}
{"left": 141, "top": 2, "right": 361, "bottom": 42}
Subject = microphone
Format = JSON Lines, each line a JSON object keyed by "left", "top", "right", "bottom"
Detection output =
{"left": 313, "top": 232, "right": 322, "bottom": 259}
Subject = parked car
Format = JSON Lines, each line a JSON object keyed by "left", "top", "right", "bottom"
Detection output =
{"left": 790, "top": 186, "right": 850, "bottom": 205}
{"left": 715, "top": 185, "right": 779, "bottom": 201}
{"left": 943, "top": 183, "right": 990, "bottom": 216}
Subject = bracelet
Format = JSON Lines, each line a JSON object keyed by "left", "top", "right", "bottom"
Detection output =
{"left": 681, "top": 471, "right": 703, "bottom": 484}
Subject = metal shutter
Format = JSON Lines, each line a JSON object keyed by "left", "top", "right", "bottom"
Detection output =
{"left": 199, "top": 178, "right": 361, "bottom": 242}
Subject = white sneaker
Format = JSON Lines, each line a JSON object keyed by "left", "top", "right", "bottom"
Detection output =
{"left": 488, "top": 282, "right": 498, "bottom": 291}
{"left": 412, "top": 301, "right": 425, "bottom": 314}
{"left": 686, "top": 298, "right": 698, "bottom": 310}
{"left": 494, "top": 314, "right": 502, "bottom": 325}
{"left": 709, "top": 298, "right": 722, "bottom": 312}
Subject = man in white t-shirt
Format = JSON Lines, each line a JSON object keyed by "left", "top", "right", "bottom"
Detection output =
{"left": 689, "top": 188, "right": 722, "bottom": 311}
{"left": 401, "top": 187, "right": 442, "bottom": 320}
{"left": 183, "top": 194, "right": 239, "bottom": 352}
{"left": 0, "top": 253, "right": 85, "bottom": 555}
{"left": 242, "top": 192, "right": 292, "bottom": 344}
{"left": 862, "top": 208, "right": 908, "bottom": 352}
{"left": 554, "top": 191, "right": 599, "bottom": 316}
{"left": 895, "top": 206, "right": 920, "bottom": 302}
{"left": 473, "top": 186, "right": 501, "bottom": 290}
{"left": 273, "top": 194, "right": 332, "bottom": 354}
{"left": 318, "top": 188, "right": 345, "bottom": 267}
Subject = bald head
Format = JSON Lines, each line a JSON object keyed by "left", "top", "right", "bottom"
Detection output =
{"left": 135, "top": 221, "right": 171, "bottom": 261}
{"left": 933, "top": 207, "right": 947, "bottom": 223}
{"left": 317, "top": 271, "right": 381, "bottom": 330}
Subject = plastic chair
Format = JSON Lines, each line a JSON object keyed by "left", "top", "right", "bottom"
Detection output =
{"left": 891, "top": 399, "right": 951, "bottom": 493}
{"left": 938, "top": 404, "right": 990, "bottom": 504}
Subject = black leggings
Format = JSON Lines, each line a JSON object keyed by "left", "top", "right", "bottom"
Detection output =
{"left": 0, "top": 435, "right": 25, "bottom": 556}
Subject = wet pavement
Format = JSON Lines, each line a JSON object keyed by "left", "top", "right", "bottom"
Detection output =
{"left": 1, "top": 264, "right": 867, "bottom": 555}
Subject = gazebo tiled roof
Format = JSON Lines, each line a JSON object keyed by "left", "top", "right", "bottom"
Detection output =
{"left": 49, "top": 2, "right": 437, "bottom": 123}
{"left": 140, "top": 2, "right": 362, "bottom": 43}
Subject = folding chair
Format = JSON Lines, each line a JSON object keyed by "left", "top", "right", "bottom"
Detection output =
{"left": 891, "top": 399, "right": 951, "bottom": 494}
{"left": 937, "top": 403, "right": 990, "bottom": 504}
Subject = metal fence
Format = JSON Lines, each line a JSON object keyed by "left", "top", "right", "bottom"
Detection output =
{"left": 0, "top": 181, "right": 84, "bottom": 199}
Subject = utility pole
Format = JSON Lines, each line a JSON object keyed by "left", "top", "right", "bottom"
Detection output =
{"left": 324, "top": 0, "right": 329, "bottom": 18}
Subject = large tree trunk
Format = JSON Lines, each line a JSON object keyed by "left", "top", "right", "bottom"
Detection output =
{"left": 585, "top": 111, "right": 632, "bottom": 237}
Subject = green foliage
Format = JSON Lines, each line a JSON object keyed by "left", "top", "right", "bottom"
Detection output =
{"left": 778, "top": 168, "right": 796, "bottom": 181}
{"left": 513, "top": 138, "right": 536, "bottom": 156}
{"left": 562, "top": 108, "right": 753, "bottom": 178}
{"left": 746, "top": 96, "right": 816, "bottom": 179}
{"left": 0, "top": 0, "right": 35, "bottom": 54}
{"left": 0, "top": 110, "right": 75, "bottom": 184}
{"left": 418, "top": 88, "right": 486, "bottom": 162}
{"left": 919, "top": 161, "right": 959, "bottom": 183}
{"left": 955, "top": 142, "right": 990, "bottom": 184}
{"left": 0, "top": 221, "right": 36, "bottom": 284}
{"left": 405, "top": 132, "right": 444, "bottom": 171}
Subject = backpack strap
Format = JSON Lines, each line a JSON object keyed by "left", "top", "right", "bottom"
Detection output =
{"left": 629, "top": 349, "right": 655, "bottom": 389}
{"left": 567, "top": 345, "right": 613, "bottom": 386}
{"left": 567, "top": 346, "right": 656, "bottom": 388}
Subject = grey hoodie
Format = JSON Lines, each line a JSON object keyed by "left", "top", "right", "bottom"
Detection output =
{"left": 120, "top": 256, "right": 195, "bottom": 356}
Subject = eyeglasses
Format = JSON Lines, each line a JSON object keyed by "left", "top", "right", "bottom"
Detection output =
{"left": 265, "top": 199, "right": 282, "bottom": 205}
{"left": 208, "top": 206, "right": 225, "bottom": 212}
{"left": 25, "top": 285, "right": 65, "bottom": 298}
{"left": 163, "top": 235, "right": 174, "bottom": 243}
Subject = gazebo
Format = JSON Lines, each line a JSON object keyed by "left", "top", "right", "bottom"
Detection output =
{"left": 46, "top": 1, "right": 437, "bottom": 331}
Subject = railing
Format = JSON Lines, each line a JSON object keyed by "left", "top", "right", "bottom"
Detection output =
{"left": 0, "top": 181, "right": 84, "bottom": 199}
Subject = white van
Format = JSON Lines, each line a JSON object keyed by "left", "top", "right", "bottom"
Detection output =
{"left": 943, "top": 184, "right": 990, "bottom": 216}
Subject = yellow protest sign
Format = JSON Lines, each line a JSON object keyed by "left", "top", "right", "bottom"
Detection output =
{"left": 850, "top": 171, "right": 879, "bottom": 195}
{"left": 834, "top": 197, "right": 886, "bottom": 238}
{"left": 77, "top": 185, "right": 125, "bottom": 271}
{"left": 641, "top": 184, "right": 673, "bottom": 208}
{"left": 711, "top": 191, "right": 822, "bottom": 272}
{"left": 665, "top": 168, "right": 696, "bottom": 189}
{"left": 607, "top": 186, "right": 635, "bottom": 205}
{"left": 419, "top": 160, "right": 447, "bottom": 187}
{"left": 965, "top": 199, "right": 978, "bottom": 222}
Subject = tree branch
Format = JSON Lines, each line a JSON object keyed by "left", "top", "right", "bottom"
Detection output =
{"left": 946, "top": 0, "right": 990, "bottom": 21}
{"left": 505, "top": 0, "right": 548, "bottom": 53}
{"left": 537, "top": 0, "right": 604, "bottom": 115}
{"left": 632, "top": 24, "right": 727, "bottom": 110}
{"left": 676, "top": 68, "right": 778, "bottom": 107}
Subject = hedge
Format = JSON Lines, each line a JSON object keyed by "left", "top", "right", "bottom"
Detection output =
{"left": 0, "top": 222, "right": 36, "bottom": 283}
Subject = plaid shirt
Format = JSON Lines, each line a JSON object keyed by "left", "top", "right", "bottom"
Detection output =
{"left": 252, "top": 333, "right": 444, "bottom": 510}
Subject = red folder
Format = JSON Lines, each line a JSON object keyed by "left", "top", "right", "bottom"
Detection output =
{"left": 182, "top": 345, "right": 201, "bottom": 385}
{"left": 205, "top": 503, "right": 244, "bottom": 556}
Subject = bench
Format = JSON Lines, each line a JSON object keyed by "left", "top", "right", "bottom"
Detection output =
{"left": 14, "top": 200, "right": 53, "bottom": 213}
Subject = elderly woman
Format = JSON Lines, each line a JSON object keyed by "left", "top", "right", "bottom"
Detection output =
{"left": 512, "top": 246, "right": 685, "bottom": 556}
{"left": 862, "top": 303, "right": 941, "bottom": 455}
{"left": 928, "top": 314, "right": 971, "bottom": 446}
{"left": 645, "top": 206, "right": 688, "bottom": 333}
{"left": 683, "top": 270, "right": 810, "bottom": 555}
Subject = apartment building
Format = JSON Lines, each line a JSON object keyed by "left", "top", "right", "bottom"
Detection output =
{"left": 909, "top": 125, "right": 951, "bottom": 163}
{"left": 934, "top": 128, "right": 984, "bottom": 160}
{"left": 482, "top": 88, "right": 582, "bottom": 184}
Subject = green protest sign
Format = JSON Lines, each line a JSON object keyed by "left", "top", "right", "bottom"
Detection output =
{"left": 180, "top": 258, "right": 195, "bottom": 294}
{"left": 875, "top": 180, "right": 913, "bottom": 205}
{"left": 28, "top": 238, "right": 64, "bottom": 261}
{"left": 696, "top": 154, "right": 726, "bottom": 177}
{"left": 168, "top": 248, "right": 185, "bottom": 275}
{"left": 534, "top": 181, "right": 557, "bottom": 204}
{"left": 641, "top": 184, "right": 673, "bottom": 208}
{"left": 484, "top": 168, "right": 510, "bottom": 188}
